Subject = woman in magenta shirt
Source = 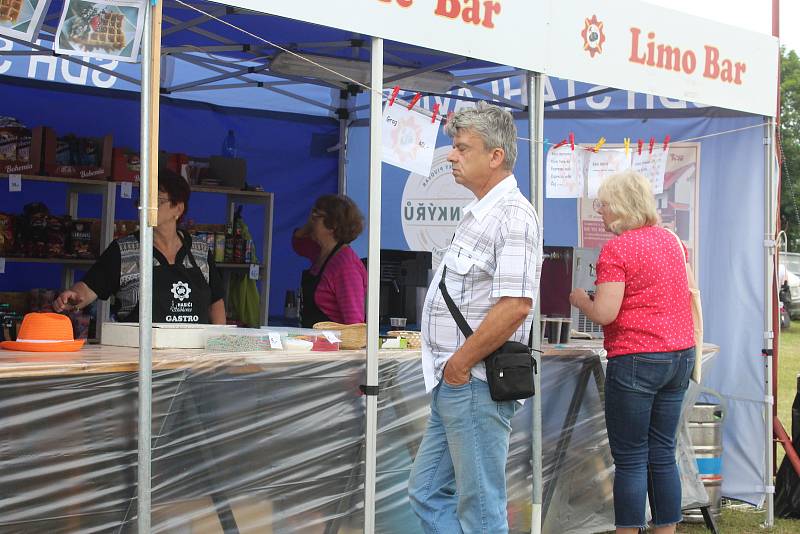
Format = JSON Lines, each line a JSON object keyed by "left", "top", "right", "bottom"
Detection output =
{"left": 569, "top": 170, "right": 695, "bottom": 534}
{"left": 292, "top": 194, "right": 367, "bottom": 327}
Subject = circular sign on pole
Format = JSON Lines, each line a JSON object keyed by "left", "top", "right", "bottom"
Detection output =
{"left": 401, "top": 146, "right": 473, "bottom": 269}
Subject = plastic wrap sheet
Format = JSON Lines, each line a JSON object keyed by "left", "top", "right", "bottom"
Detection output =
{"left": 0, "top": 349, "right": 614, "bottom": 534}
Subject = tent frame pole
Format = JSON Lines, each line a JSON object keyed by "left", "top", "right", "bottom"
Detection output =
{"left": 138, "top": 0, "right": 162, "bottom": 530}
{"left": 763, "top": 117, "right": 776, "bottom": 527}
{"left": 527, "top": 71, "right": 545, "bottom": 534}
{"left": 364, "top": 35, "right": 383, "bottom": 534}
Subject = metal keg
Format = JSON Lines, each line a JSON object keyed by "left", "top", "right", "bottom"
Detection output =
{"left": 683, "top": 403, "right": 724, "bottom": 523}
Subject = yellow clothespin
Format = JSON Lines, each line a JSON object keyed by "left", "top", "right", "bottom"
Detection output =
{"left": 593, "top": 136, "right": 606, "bottom": 152}
{"left": 624, "top": 137, "right": 630, "bottom": 157}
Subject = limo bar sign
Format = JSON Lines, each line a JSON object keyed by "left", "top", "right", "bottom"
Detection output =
{"left": 217, "top": 0, "right": 779, "bottom": 117}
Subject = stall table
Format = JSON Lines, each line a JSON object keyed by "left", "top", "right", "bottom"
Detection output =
{"left": 0, "top": 342, "right": 653, "bottom": 533}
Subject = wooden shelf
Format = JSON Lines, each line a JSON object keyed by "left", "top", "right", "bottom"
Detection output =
{"left": 1, "top": 173, "right": 271, "bottom": 198}
{"left": 3, "top": 257, "right": 96, "bottom": 266}
{"left": 116, "top": 180, "right": 271, "bottom": 197}
{"left": 217, "top": 263, "right": 265, "bottom": 269}
{"left": 1, "top": 173, "right": 113, "bottom": 191}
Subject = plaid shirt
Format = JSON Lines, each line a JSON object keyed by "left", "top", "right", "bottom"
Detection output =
{"left": 420, "top": 175, "right": 543, "bottom": 392}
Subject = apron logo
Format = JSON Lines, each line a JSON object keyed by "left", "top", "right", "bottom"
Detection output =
{"left": 171, "top": 281, "right": 192, "bottom": 301}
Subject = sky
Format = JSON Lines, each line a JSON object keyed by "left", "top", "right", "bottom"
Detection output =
{"left": 645, "top": 0, "right": 799, "bottom": 54}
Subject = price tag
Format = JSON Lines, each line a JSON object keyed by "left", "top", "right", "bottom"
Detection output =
{"left": 120, "top": 182, "right": 133, "bottom": 199}
{"left": 0, "top": 257, "right": 5, "bottom": 274}
{"left": 249, "top": 264, "right": 260, "bottom": 280}
{"left": 267, "top": 332, "right": 283, "bottom": 349}
{"left": 322, "top": 331, "right": 341, "bottom": 343}
{"left": 9, "top": 174, "right": 21, "bottom": 192}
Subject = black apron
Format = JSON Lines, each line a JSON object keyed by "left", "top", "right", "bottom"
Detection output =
{"left": 300, "top": 242, "right": 343, "bottom": 328}
{"left": 151, "top": 232, "right": 212, "bottom": 324}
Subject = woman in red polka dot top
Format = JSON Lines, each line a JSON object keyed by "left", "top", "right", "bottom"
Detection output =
{"left": 569, "top": 169, "right": 696, "bottom": 534}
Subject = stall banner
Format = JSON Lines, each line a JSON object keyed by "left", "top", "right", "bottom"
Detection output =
{"left": 587, "top": 148, "right": 628, "bottom": 198}
{"left": 55, "top": 0, "right": 146, "bottom": 63}
{"left": 401, "top": 145, "right": 474, "bottom": 269}
{"left": 0, "top": 0, "right": 50, "bottom": 42}
{"left": 545, "top": 0, "right": 778, "bottom": 117}
{"left": 546, "top": 146, "right": 583, "bottom": 199}
{"left": 382, "top": 102, "right": 440, "bottom": 176}
{"left": 218, "top": 0, "right": 548, "bottom": 76}
{"left": 579, "top": 142, "right": 700, "bottom": 269}
{"left": 632, "top": 148, "right": 669, "bottom": 195}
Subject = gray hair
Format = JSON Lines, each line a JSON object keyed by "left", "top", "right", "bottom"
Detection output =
{"left": 444, "top": 101, "right": 517, "bottom": 170}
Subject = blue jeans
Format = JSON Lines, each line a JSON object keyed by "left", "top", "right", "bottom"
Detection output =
{"left": 605, "top": 347, "right": 695, "bottom": 528}
{"left": 408, "top": 377, "right": 519, "bottom": 534}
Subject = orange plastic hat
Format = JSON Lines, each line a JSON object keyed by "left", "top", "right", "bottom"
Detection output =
{"left": 0, "top": 312, "right": 86, "bottom": 352}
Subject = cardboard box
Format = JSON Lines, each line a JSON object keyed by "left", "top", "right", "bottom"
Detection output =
{"left": 0, "top": 126, "right": 43, "bottom": 175}
{"left": 42, "top": 127, "right": 112, "bottom": 180}
{"left": 111, "top": 147, "right": 140, "bottom": 182}
{"left": 101, "top": 322, "right": 235, "bottom": 348}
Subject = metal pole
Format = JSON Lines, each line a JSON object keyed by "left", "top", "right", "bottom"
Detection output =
{"left": 338, "top": 90, "right": 349, "bottom": 194}
{"left": 363, "top": 36, "right": 383, "bottom": 534}
{"left": 763, "top": 117, "right": 776, "bottom": 527}
{"left": 527, "top": 71, "right": 545, "bottom": 534}
{"left": 137, "top": 1, "right": 154, "bottom": 531}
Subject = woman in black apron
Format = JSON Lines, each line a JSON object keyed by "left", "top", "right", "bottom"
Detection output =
{"left": 53, "top": 171, "right": 225, "bottom": 324}
{"left": 293, "top": 195, "right": 367, "bottom": 328}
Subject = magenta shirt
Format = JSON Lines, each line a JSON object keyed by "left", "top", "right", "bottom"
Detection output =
{"left": 596, "top": 225, "right": 694, "bottom": 358}
{"left": 292, "top": 235, "right": 367, "bottom": 324}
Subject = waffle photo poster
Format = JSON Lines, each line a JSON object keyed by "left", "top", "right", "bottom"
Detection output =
{"left": 55, "top": 0, "right": 146, "bottom": 62}
{"left": 0, "top": 0, "right": 51, "bottom": 42}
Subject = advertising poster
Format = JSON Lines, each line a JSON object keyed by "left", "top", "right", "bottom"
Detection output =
{"left": 0, "top": 0, "right": 50, "bottom": 42}
{"left": 55, "top": 0, "right": 146, "bottom": 63}
{"left": 400, "top": 145, "right": 474, "bottom": 270}
{"left": 578, "top": 142, "right": 701, "bottom": 270}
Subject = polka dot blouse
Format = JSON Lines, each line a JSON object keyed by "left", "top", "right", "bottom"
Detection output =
{"left": 596, "top": 225, "right": 694, "bottom": 358}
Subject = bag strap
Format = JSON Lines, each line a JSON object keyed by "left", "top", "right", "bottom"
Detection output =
{"left": 438, "top": 264, "right": 535, "bottom": 350}
{"left": 666, "top": 229, "right": 695, "bottom": 288}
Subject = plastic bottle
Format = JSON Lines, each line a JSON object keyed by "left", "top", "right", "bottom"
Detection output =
{"left": 222, "top": 129, "right": 237, "bottom": 158}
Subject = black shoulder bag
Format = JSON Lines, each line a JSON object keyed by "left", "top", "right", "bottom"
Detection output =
{"left": 438, "top": 265, "right": 538, "bottom": 401}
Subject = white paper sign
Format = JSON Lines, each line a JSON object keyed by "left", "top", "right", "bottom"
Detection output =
{"left": 382, "top": 103, "right": 439, "bottom": 176}
{"left": 322, "top": 331, "right": 341, "bottom": 343}
{"left": 9, "top": 174, "right": 21, "bottom": 192}
{"left": 546, "top": 147, "right": 583, "bottom": 198}
{"left": 631, "top": 150, "right": 669, "bottom": 195}
{"left": 249, "top": 264, "right": 260, "bottom": 280}
{"left": 120, "top": 182, "right": 133, "bottom": 199}
{"left": 587, "top": 149, "right": 630, "bottom": 198}
{"left": 267, "top": 332, "right": 282, "bottom": 350}
{"left": 0, "top": 257, "right": 5, "bottom": 274}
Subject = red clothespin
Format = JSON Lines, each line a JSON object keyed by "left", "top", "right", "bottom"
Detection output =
{"left": 431, "top": 103, "right": 440, "bottom": 123}
{"left": 648, "top": 137, "right": 655, "bottom": 154}
{"left": 552, "top": 139, "right": 568, "bottom": 150}
{"left": 388, "top": 85, "right": 400, "bottom": 107}
{"left": 637, "top": 139, "right": 643, "bottom": 155}
{"left": 569, "top": 132, "right": 575, "bottom": 151}
{"left": 663, "top": 134, "right": 671, "bottom": 151}
{"left": 407, "top": 92, "right": 422, "bottom": 110}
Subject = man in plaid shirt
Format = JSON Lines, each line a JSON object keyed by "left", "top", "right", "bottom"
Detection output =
{"left": 408, "top": 102, "right": 543, "bottom": 533}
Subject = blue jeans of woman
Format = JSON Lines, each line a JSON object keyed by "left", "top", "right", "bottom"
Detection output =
{"left": 408, "top": 377, "right": 519, "bottom": 534}
{"left": 604, "top": 347, "right": 695, "bottom": 528}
